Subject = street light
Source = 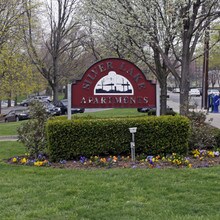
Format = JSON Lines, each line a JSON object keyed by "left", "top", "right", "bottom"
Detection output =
{"left": 129, "top": 127, "right": 137, "bottom": 161}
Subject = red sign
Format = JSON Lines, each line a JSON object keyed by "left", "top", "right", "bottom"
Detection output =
{"left": 71, "top": 58, "right": 156, "bottom": 108}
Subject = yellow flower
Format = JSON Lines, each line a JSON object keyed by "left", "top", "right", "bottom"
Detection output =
{"left": 34, "top": 161, "right": 43, "bottom": 166}
{"left": 208, "top": 151, "right": 214, "bottom": 157}
{"left": 188, "top": 163, "right": 192, "bottom": 168}
{"left": 12, "top": 157, "right": 17, "bottom": 163}
{"left": 21, "top": 158, "right": 27, "bottom": 164}
{"left": 162, "top": 157, "right": 166, "bottom": 161}
{"left": 192, "top": 149, "right": 200, "bottom": 158}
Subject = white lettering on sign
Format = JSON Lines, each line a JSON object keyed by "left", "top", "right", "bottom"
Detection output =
{"left": 82, "top": 60, "right": 146, "bottom": 90}
{"left": 80, "top": 96, "right": 149, "bottom": 104}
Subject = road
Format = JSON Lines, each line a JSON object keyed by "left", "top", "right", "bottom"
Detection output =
{"left": 1, "top": 106, "right": 27, "bottom": 115}
{"left": 168, "top": 92, "right": 202, "bottom": 109}
{"left": 168, "top": 92, "right": 220, "bottom": 129}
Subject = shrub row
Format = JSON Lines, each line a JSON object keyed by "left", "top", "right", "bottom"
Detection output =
{"left": 46, "top": 116, "right": 191, "bottom": 162}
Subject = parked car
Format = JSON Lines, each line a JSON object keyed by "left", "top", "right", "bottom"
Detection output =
{"left": 42, "top": 102, "right": 61, "bottom": 116}
{"left": 208, "top": 89, "right": 220, "bottom": 96}
{"left": 4, "top": 109, "right": 30, "bottom": 122}
{"left": 137, "top": 107, "right": 176, "bottom": 115}
{"left": 20, "top": 96, "right": 51, "bottom": 107}
{"left": 137, "top": 107, "right": 156, "bottom": 113}
{"left": 189, "top": 88, "right": 200, "bottom": 96}
{"left": 53, "top": 99, "right": 85, "bottom": 115}
{"left": 172, "top": 88, "right": 180, "bottom": 93}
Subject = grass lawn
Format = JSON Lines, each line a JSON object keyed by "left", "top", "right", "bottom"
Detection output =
{"left": 0, "top": 141, "right": 220, "bottom": 220}
{"left": 0, "top": 109, "right": 147, "bottom": 136}
{"left": 0, "top": 121, "right": 22, "bottom": 136}
{"left": 78, "top": 108, "right": 148, "bottom": 118}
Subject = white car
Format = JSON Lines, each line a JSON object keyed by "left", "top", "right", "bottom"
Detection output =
{"left": 189, "top": 89, "right": 200, "bottom": 96}
{"left": 208, "top": 89, "right": 220, "bottom": 96}
{"left": 172, "top": 88, "right": 180, "bottom": 93}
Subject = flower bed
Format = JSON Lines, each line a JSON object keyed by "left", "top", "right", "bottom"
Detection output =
{"left": 8, "top": 150, "right": 220, "bottom": 169}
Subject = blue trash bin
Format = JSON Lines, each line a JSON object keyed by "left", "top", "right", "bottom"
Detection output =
{"left": 212, "top": 95, "right": 220, "bottom": 113}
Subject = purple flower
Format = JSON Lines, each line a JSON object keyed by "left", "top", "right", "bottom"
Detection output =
{"left": 38, "top": 154, "right": 43, "bottom": 160}
{"left": 60, "top": 160, "right": 67, "bottom": 164}
{"left": 80, "top": 156, "right": 86, "bottom": 164}
{"left": 146, "top": 156, "right": 153, "bottom": 161}
{"left": 149, "top": 159, "right": 154, "bottom": 165}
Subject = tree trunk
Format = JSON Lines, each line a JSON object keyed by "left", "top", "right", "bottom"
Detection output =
{"left": 180, "top": 60, "right": 190, "bottom": 116}
{"left": 52, "top": 83, "right": 59, "bottom": 102}
{"left": 14, "top": 96, "right": 18, "bottom": 106}
{"left": 160, "top": 76, "right": 168, "bottom": 115}
{"left": 7, "top": 98, "right": 11, "bottom": 107}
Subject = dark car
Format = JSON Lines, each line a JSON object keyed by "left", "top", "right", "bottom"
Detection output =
{"left": 54, "top": 99, "right": 85, "bottom": 115}
{"left": 43, "top": 102, "right": 61, "bottom": 116}
{"left": 4, "top": 109, "right": 30, "bottom": 122}
{"left": 137, "top": 107, "right": 176, "bottom": 115}
{"left": 137, "top": 107, "right": 156, "bottom": 113}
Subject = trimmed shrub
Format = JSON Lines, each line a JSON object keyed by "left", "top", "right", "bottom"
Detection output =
{"left": 46, "top": 115, "right": 190, "bottom": 162}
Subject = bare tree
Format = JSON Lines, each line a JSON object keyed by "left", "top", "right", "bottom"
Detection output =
{"left": 23, "top": 0, "right": 85, "bottom": 101}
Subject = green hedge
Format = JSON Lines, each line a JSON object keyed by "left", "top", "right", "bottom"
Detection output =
{"left": 46, "top": 116, "right": 190, "bottom": 162}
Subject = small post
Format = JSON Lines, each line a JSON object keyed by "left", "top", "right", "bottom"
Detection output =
{"left": 67, "top": 83, "right": 71, "bottom": 120}
{"left": 129, "top": 127, "right": 137, "bottom": 161}
{"left": 156, "top": 80, "right": 160, "bottom": 116}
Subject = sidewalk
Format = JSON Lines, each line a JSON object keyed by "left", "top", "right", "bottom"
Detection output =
{"left": 0, "top": 135, "right": 18, "bottom": 141}
{"left": 168, "top": 100, "right": 220, "bottom": 129}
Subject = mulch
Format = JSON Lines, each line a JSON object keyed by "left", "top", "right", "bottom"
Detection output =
{"left": 7, "top": 154, "right": 220, "bottom": 170}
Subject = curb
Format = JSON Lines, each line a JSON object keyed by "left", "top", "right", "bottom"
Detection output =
{"left": 0, "top": 135, "right": 18, "bottom": 141}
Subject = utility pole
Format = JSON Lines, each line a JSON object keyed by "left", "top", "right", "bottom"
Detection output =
{"left": 202, "top": 27, "right": 210, "bottom": 109}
